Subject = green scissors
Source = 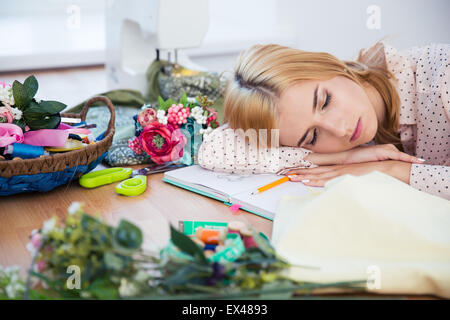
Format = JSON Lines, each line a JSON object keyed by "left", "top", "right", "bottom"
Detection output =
{"left": 79, "top": 163, "right": 186, "bottom": 196}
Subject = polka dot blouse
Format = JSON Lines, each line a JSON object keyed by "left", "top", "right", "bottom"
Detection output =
{"left": 198, "top": 43, "right": 450, "bottom": 200}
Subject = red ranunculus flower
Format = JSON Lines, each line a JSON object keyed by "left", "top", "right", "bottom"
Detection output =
{"left": 139, "top": 122, "right": 187, "bottom": 164}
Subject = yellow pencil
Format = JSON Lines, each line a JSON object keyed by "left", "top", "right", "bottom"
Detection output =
{"left": 251, "top": 175, "right": 296, "bottom": 195}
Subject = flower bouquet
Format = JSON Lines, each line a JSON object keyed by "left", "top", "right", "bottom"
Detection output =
{"left": 0, "top": 203, "right": 365, "bottom": 300}
{"left": 127, "top": 93, "right": 219, "bottom": 166}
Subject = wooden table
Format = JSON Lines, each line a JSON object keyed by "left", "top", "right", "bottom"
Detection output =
{"left": 0, "top": 164, "right": 436, "bottom": 299}
{"left": 0, "top": 164, "right": 272, "bottom": 272}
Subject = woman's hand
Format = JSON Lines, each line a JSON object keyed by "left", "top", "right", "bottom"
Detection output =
{"left": 286, "top": 160, "right": 413, "bottom": 187}
{"left": 304, "top": 144, "right": 425, "bottom": 166}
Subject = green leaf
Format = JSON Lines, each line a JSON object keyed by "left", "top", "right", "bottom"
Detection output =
{"left": 87, "top": 277, "right": 119, "bottom": 299}
{"left": 104, "top": 252, "right": 124, "bottom": 271}
{"left": 113, "top": 220, "right": 143, "bottom": 250}
{"left": 38, "top": 100, "right": 66, "bottom": 114}
{"left": 23, "top": 75, "right": 39, "bottom": 100}
{"left": 165, "top": 264, "right": 206, "bottom": 286}
{"left": 12, "top": 80, "right": 31, "bottom": 110}
{"left": 158, "top": 96, "right": 165, "bottom": 108}
{"left": 259, "top": 280, "right": 297, "bottom": 299}
{"left": 22, "top": 100, "right": 64, "bottom": 130}
{"left": 179, "top": 92, "right": 188, "bottom": 106}
{"left": 23, "top": 112, "right": 61, "bottom": 130}
{"left": 170, "top": 225, "right": 208, "bottom": 265}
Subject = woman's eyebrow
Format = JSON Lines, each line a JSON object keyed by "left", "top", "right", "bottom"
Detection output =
{"left": 297, "top": 84, "right": 319, "bottom": 147}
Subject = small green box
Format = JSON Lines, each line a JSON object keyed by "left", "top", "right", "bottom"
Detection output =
{"left": 178, "top": 220, "right": 228, "bottom": 236}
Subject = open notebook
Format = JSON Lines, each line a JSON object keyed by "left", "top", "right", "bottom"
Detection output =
{"left": 162, "top": 165, "right": 322, "bottom": 220}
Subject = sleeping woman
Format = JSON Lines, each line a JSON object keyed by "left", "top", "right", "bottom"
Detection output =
{"left": 197, "top": 41, "right": 450, "bottom": 200}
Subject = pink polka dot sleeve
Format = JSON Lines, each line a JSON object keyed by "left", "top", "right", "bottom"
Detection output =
{"left": 198, "top": 124, "right": 316, "bottom": 175}
{"left": 385, "top": 43, "right": 450, "bottom": 200}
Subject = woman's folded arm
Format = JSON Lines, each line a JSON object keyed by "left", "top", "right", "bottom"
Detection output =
{"left": 409, "top": 164, "right": 450, "bottom": 200}
{"left": 198, "top": 124, "right": 316, "bottom": 175}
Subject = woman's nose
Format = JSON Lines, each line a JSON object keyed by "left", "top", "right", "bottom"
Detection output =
{"left": 322, "top": 117, "right": 353, "bottom": 138}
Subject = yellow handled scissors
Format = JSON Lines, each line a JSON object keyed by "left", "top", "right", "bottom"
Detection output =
{"left": 79, "top": 163, "right": 186, "bottom": 196}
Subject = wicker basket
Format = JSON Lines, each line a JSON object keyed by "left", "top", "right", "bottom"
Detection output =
{"left": 0, "top": 96, "right": 115, "bottom": 196}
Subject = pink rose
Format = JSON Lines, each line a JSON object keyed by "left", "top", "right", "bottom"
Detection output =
{"left": 139, "top": 122, "right": 187, "bottom": 164}
{"left": 0, "top": 123, "right": 24, "bottom": 147}
{"left": 137, "top": 108, "right": 157, "bottom": 127}
{"left": 0, "top": 106, "right": 14, "bottom": 123}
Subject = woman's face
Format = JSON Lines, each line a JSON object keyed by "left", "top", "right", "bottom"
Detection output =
{"left": 277, "top": 76, "right": 380, "bottom": 153}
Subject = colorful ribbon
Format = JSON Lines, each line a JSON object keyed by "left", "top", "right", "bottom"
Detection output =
{"left": 0, "top": 123, "right": 24, "bottom": 147}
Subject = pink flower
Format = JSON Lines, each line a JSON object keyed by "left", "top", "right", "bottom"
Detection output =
{"left": 128, "top": 136, "right": 143, "bottom": 155}
{"left": 0, "top": 123, "right": 24, "bottom": 147}
{"left": 139, "top": 122, "right": 187, "bottom": 164}
{"left": 0, "top": 106, "right": 14, "bottom": 123}
{"left": 167, "top": 103, "right": 190, "bottom": 128}
{"left": 31, "top": 232, "right": 42, "bottom": 249}
{"left": 137, "top": 108, "right": 157, "bottom": 127}
{"left": 36, "top": 260, "right": 46, "bottom": 272}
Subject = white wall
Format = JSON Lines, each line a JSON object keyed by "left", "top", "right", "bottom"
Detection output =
{"left": 1, "top": 0, "right": 448, "bottom": 73}
{"left": 189, "top": 0, "right": 450, "bottom": 72}
{"left": 277, "top": 0, "right": 450, "bottom": 60}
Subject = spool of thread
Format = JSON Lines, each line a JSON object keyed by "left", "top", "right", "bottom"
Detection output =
{"left": 195, "top": 227, "right": 225, "bottom": 245}
{"left": 4, "top": 143, "right": 49, "bottom": 159}
{"left": 203, "top": 244, "right": 217, "bottom": 252}
{"left": 227, "top": 221, "right": 246, "bottom": 236}
{"left": 240, "top": 228, "right": 258, "bottom": 249}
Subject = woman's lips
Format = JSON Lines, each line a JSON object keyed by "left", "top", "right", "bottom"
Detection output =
{"left": 350, "top": 118, "right": 362, "bottom": 142}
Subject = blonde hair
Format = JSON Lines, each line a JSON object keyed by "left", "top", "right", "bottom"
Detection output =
{"left": 224, "top": 42, "right": 403, "bottom": 150}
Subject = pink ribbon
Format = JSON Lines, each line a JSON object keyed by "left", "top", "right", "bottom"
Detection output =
{"left": 0, "top": 123, "right": 24, "bottom": 147}
{"left": 0, "top": 123, "right": 92, "bottom": 148}
{"left": 23, "top": 129, "right": 69, "bottom": 147}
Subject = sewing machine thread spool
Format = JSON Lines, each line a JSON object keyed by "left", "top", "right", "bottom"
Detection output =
{"left": 240, "top": 228, "right": 258, "bottom": 249}
{"left": 4, "top": 143, "right": 49, "bottom": 159}
{"left": 195, "top": 227, "right": 225, "bottom": 245}
{"left": 203, "top": 244, "right": 217, "bottom": 252}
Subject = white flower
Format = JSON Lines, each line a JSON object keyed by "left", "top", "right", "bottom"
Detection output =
{"left": 156, "top": 109, "right": 168, "bottom": 125}
{"left": 133, "top": 270, "right": 149, "bottom": 282}
{"left": 0, "top": 84, "right": 14, "bottom": 106}
{"left": 26, "top": 242, "right": 35, "bottom": 254}
{"left": 118, "top": 278, "right": 139, "bottom": 297}
{"left": 68, "top": 202, "right": 82, "bottom": 215}
{"left": 200, "top": 126, "right": 213, "bottom": 137}
{"left": 190, "top": 106, "right": 207, "bottom": 125}
{"left": 1, "top": 265, "right": 24, "bottom": 299}
{"left": 80, "top": 291, "right": 92, "bottom": 299}
{"left": 0, "top": 103, "right": 22, "bottom": 120}
{"left": 41, "top": 217, "right": 56, "bottom": 235}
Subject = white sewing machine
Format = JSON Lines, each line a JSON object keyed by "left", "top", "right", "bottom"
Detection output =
{"left": 105, "top": 0, "right": 209, "bottom": 96}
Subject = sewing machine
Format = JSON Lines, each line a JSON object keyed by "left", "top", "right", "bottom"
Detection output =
{"left": 105, "top": 0, "right": 209, "bottom": 96}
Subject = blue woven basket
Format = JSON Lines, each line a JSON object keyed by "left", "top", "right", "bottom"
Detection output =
{"left": 0, "top": 96, "right": 115, "bottom": 196}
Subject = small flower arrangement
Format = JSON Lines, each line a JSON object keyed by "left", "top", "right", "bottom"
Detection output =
{"left": 0, "top": 203, "right": 364, "bottom": 300}
{"left": 128, "top": 93, "right": 219, "bottom": 165}
{"left": 0, "top": 76, "right": 66, "bottom": 130}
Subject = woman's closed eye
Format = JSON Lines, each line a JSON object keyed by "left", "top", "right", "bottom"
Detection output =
{"left": 307, "top": 91, "right": 332, "bottom": 146}
{"left": 322, "top": 91, "right": 332, "bottom": 110}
